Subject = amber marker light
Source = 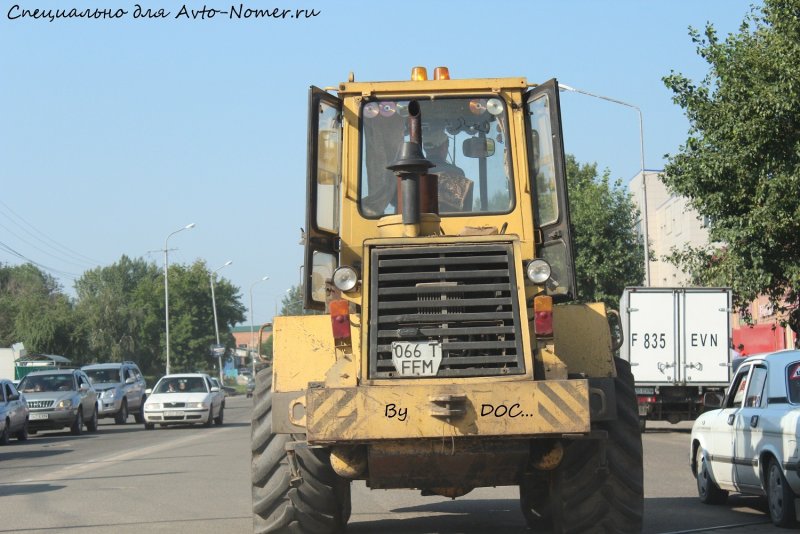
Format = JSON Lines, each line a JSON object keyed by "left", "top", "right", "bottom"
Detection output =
{"left": 411, "top": 66, "right": 428, "bottom": 81}
{"left": 433, "top": 66, "right": 450, "bottom": 80}
{"left": 330, "top": 299, "right": 352, "bottom": 340}
{"left": 533, "top": 295, "right": 554, "bottom": 337}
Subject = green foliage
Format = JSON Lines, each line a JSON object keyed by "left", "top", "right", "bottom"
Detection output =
{"left": 0, "top": 263, "right": 78, "bottom": 355}
{"left": 566, "top": 155, "right": 645, "bottom": 309}
{"left": 663, "top": 0, "right": 800, "bottom": 334}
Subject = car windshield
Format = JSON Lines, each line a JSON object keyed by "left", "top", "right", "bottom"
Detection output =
{"left": 19, "top": 374, "right": 74, "bottom": 393}
{"left": 155, "top": 377, "right": 208, "bottom": 394}
{"left": 360, "top": 96, "right": 512, "bottom": 217}
{"left": 85, "top": 368, "right": 120, "bottom": 384}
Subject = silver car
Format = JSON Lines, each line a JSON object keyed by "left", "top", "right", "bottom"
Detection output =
{"left": 17, "top": 369, "right": 98, "bottom": 435}
{"left": 1, "top": 378, "right": 29, "bottom": 444}
{"left": 83, "top": 362, "right": 147, "bottom": 424}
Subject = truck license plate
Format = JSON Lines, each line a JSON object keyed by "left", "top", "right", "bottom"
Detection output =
{"left": 29, "top": 413, "right": 48, "bottom": 420}
{"left": 391, "top": 341, "right": 442, "bottom": 377}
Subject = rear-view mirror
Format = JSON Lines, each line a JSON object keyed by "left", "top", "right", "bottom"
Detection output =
{"left": 702, "top": 392, "right": 723, "bottom": 409}
{"left": 462, "top": 137, "right": 495, "bottom": 158}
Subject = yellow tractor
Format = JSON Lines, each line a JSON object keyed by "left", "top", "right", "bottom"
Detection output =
{"left": 251, "top": 67, "right": 643, "bottom": 533}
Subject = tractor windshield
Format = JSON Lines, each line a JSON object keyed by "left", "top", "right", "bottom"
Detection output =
{"left": 359, "top": 96, "right": 513, "bottom": 217}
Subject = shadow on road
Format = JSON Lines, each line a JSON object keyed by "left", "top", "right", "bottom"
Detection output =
{"left": 0, "top": 483, "right": 65, "bottom": 497}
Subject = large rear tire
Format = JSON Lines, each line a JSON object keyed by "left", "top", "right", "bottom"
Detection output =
{"left": 251, "top": 368, "right": 350, "bottom": 533}
{"left": 551, "top": 358, "right": 644, "bottom": 533}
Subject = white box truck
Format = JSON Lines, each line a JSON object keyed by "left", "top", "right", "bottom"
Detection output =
{"left": 619, "top": 287, "right": 732, "bottom": 431}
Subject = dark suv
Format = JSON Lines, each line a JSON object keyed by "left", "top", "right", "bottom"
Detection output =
{"left": 82, "top": 362, "right": 147, "bottom": 424}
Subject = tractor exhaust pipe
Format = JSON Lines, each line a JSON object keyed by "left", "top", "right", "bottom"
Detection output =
{"left": 387, "top": 100, "right": 433, "bottom": 235}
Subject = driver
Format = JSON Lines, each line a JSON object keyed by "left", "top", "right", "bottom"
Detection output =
{"left": 423, "top": 129, "right": 465, "bottom": 177}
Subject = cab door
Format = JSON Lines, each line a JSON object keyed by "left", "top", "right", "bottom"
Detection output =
{"left": 303, "top": 87, "right": 343, "bottom": 310}
{"left": 524, "top": 80, "right": 576, "bottom": 301}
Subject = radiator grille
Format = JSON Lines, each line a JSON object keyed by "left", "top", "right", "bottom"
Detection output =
{"left": 27, "top": 400, "right": 54, "bottom": 409}
{"left": 369, "top": 243, "right": 525, "bottom": 378}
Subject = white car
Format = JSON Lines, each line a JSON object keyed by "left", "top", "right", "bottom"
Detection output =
{"left": 142, "top": 373, "right": 224, "bottom": 430}
{"left": 690, "top": 349, "right": 800, "bottom": 527}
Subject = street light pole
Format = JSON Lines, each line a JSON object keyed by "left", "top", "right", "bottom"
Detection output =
{"left": 249, "top": 276, "right": 269, "bottom": 375}
{"left": 164, "top": 223, "right": 195, "bottom": 376}
{"left": 210, "top": 260, "right": 233, "bottom": 382}
{"left": 558, "top": 83, "right": 651, "bottom": 286}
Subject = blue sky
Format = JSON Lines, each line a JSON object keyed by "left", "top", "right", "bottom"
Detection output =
{"left": 0, "top": 0, "right": 759, "bottom": 326}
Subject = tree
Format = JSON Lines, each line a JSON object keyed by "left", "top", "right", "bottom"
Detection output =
{"left": 662, "top": 0, "right": 800, "bottom": 338}
{"left": 0, "top": 263, "right": 77, "bottom": 355}
{"left": 74, "top": 256, "right": 163, "bottom": 373}
{"left": 566, "top": 155, "right": 645, "bottom": 309}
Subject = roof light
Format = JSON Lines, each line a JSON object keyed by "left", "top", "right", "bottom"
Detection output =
{"left": 411, "top": 66, "right": 428, "bottom": 81}
{"left": 433, "top": 66, "right": 450, "bottom": 80}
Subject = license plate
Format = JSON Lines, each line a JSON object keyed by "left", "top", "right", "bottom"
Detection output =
{"left": 30, "top": 413, "right": 48, "bottom": 420}
{"left": 391, "top": 341, "right": 442, "bottom": 377}
{"left": 164, "top": 411, "right": 184, "bottom": 417}
{"left": 635, "top": 387, "right": 656, "bottom": 395}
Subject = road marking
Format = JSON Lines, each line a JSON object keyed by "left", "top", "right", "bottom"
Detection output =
{"left": 657, "top": 520, "right": 771, "bottom": 534}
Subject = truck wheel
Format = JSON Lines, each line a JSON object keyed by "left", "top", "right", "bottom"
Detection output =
{"left": 519, "top": 471, "right": 552, "bottom": 529}
{"left": 251, "top": 369, "right": 350, "bottom": 533}
{"left": 551, "top": 358, "right": 644, "bottom": 533}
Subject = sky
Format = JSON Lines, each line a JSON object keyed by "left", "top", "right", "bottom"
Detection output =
{"left": 0, "top": 0, "right": 761, "bottom": 327}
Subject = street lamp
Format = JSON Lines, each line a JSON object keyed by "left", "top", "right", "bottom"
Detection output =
{"left": 164, "top": 222, "right": 195, "bottom": 375}
{"left": 558, "top": 83, "right": 650, "bottom": 286}
{"left": 210, "top": 260, "right": 233, "bottom": 382}
{"left": 249, "top": 275, "right": 269, "bottom": 375}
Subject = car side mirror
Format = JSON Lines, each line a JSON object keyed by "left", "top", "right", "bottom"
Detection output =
{"left": 125, "top": 377, "right": 135, "bottom": 384}
{"left": 145, "top": 388, "right": 152, "bottom": 395}
{"left": 210, "top": 386, "right": 220, "bottom": 392}
{"left": 8, "top": 393, "right": 19, "bottom": 401}
{"left": 462, "top": 136, "right": 495, "bottom": 158}
{"left": 703, "top": 392, "right": 723, "bottom": 409}
{"left": 79, "top": 383, "right": 90, "bottom": 392}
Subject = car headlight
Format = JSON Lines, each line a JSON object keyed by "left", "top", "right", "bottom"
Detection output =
{"left": 103, "top": 390, "right": 116, "bottom": 399}
{"left": 526, "top": 259, "right": 552, "bottom": 284}
{"left": 56, "top": 399, "right": 73, "bottom": 410}
{"left": 186, "top": 402, "right": 207, "bottom": 409}
{"left": 144, "top": 403, "right": 160, "bottom": 410}
{"left": 332, "top": 266, "right": 359, "bottom": 292}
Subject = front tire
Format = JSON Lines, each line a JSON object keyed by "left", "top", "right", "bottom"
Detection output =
{"left": 134, "top": 396, "right": 146, "bottom": 423}
{"left": 215, "top": 404, "right": 225, "bottom": 425}
{"left": 86, "top": 407, "right": 99, "bottom": 432}
{"left": 144, "top": 423, "right": 155, "bottom": 430}
{"left": 251, "top": 369, "right": 351, "bottom": 533}
{"left": 203, "top": 408, "right": 214, "bottom": 428}
{"left": 695, "top": 445, "right": 727, "bottom": 504}
{"left": 767, "top": 457, "right": 797, "bottom": 527}
{"left": 0, "top": 419, "right": 10, "bottom": 445}
{"left": 16, "top": 418, "right": 29, "bottom": 441}
{"left": 70, "top": 410, "right": 84, "bottom": 436}
{"left": 115, "top": 400, "right": 128, "bottom": 425}
{"left": 550, "top": 358, "right": 644, "bottom": 533}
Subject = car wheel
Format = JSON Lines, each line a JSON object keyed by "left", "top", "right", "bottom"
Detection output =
{"left": 86, "top": 407, "right": 99, "bottom": 432}
{"left": 767, "top": 457, "right": 798, "bottom": 527}
{"left": 115, "top": 400, "right": 128, "bottom": 425}
{"left": 638, "top": 416, "right": 646, "bottom": 433}
{"left": 134, "top": 396, "right": 146, "bottom": 423}
{"left": 144, "top": 423, "right": 154, "bottom": 430}
{"left": 0, "top": 419, "right": 10, "bottom": 445}
{"left": 70, "top": 410, "right": 84, "bottom": 436}
{"left": 695, "top": 445, "right": 727, "bottom": 504}
{"left": 203, "top": 408, "right": 214, "bottom": 428}
{"left": 214, "top": 404, "right": 224, "bottom": 426}
{"left": 15, "top": 418, "right": 29, "bottom": 441}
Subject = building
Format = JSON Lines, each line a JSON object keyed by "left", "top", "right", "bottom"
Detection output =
{"left": 230, "top": 325, "right": 272, "bottom": 368}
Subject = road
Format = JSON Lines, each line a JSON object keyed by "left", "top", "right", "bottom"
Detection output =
{"left": 0, "top": 399, "right": 780, "bottom": 533}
